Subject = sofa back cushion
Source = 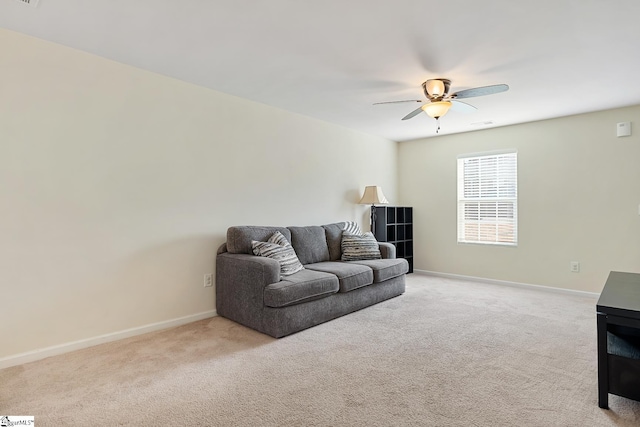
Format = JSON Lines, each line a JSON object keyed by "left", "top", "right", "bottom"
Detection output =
{"left": 288, "top": 226, "right": 330, "bottom": 265}
{"left": 226, "top": 226, "right": 292, "bottom": 254}
{"left": 322, "top": 222, "right": 346, "bottom": 261}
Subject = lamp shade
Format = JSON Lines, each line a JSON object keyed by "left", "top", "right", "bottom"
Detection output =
{"left": 358, "top": 186, "right": 389, "bottom": 205}
{"left": 422, "top": 101, "right": 452, "bottom": 119}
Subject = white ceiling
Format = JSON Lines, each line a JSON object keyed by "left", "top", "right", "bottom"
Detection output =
{"left": 2, "top": 0, "right": 640, "bottom": 141}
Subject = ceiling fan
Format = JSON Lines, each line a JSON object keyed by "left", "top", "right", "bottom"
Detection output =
{"left": 375, "top": 78, "right": 509, "bottom": 133}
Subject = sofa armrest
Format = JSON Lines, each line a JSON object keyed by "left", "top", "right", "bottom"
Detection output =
{"left": 216, "top": 252, "right": 281, "bottom": 326}
{"left": 378, "top": 242, "right": 396, "bottom": 259}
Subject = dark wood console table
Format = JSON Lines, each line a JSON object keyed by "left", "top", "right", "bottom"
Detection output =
{"left": 597, "top": 271, "right": 640, "bottom": 409}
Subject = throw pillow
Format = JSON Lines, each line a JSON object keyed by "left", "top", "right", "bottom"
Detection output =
{"left": 342, "top": 221, "right": 363, "bottom": 236}
{"left": 341, "top": 231, "right": 382, "bottom": 261}
{"left": 267, "top": 230, "right": 291, "bottom": 247}
{"left": 252, "top": 232, "right": 304, "bottom": 276}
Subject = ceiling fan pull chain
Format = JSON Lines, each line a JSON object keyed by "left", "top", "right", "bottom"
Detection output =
{"left": 436, "top": 117, "right": 440, "bottom": 134}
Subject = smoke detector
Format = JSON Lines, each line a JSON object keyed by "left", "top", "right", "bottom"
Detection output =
{"left": 15, "top": 0, "right": 40, "bottom": 7}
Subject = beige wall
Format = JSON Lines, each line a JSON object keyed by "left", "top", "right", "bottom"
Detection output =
{"left": 0, "top": 29, "right": 397, "bottom": 359}
{"left": 399, "top": 106, "right": 640, "bottom": 293}
{"left": 6, "top": 25, "right": 638, "bottom": 362}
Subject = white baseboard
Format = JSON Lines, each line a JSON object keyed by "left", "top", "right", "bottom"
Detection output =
{"left": 0, "top": 310, "right": 217, "bottom": 370}
{"left": 414, "top": 269, "right": 600, "bottom": 298}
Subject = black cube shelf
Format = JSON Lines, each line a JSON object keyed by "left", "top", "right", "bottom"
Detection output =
{"left": 373, "top": 206, "right": 413, "bottom": 273}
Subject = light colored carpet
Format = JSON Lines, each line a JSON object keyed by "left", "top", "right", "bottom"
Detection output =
{"left": 2, "top": 274, "right": 640, "bottom": 426}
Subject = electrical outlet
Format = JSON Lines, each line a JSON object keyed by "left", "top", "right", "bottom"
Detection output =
{"left": 570, "top": 262, "right": 580, "bottom": 273}
{"left": 204, "top": 273, "right": 213, "bottom": 287}
{"left": 15, "top": 0, "right": 40, "bottom": 7}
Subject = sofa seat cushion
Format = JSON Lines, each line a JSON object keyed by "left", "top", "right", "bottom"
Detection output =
{"left": 264, "top": 269, "right": 339, "bottom": 308}
{"left": 305, "top": 262, "right": 374, "bottom": 293}
{"left": 347, "top": 258, "right": 409, "bottom": 283}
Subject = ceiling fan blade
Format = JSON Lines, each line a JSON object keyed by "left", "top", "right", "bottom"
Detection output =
{"left": 450, "top": 100, "right": 477, "bottom": 113}
{"left": 373, "top": 100, "right": 422, "bottom": 105}
{"left": 451, "top": 84, "right": 509, "bottom": 99}
{"left": 401, "top": 106, "right": 424, "bottom": 121}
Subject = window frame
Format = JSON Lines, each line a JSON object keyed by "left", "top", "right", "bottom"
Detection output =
{"left": 456, "top": 150, "right": 518, "bottom": 247}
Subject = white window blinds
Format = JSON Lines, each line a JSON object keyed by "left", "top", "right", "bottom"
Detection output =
{"left": 457, "top": 151, "right": 518, "bottom": 245}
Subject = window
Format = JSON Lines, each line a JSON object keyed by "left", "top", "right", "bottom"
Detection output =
{"left": 457, "top": 151, "right": 517, "bottom": 246}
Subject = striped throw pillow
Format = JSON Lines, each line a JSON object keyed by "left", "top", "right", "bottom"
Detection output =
{"left": 341, "top": 232, "right": 382, "bottom": 261}
{"left": 342, "top": 221, "right": 363, "bottom": 235}
{"left": 252, "top": 232, "right": 304, "bottom": 276}
{"left": 267, "top": 230, "right": 291, "bottom": 247}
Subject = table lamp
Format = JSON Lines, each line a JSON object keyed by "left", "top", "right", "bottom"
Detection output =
{"left": 358, "top": 186, "right": 389, "bottom": 235}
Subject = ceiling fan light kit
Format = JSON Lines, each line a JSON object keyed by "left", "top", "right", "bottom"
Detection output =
{"left": 422, "top": 101, "right": 452, "bottom": 119}
{"left": 423, "top": 78, "right": 451, "bottom": 99}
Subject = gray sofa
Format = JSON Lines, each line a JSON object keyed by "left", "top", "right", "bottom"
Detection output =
{"left": 216, "top": 222, "right": 408, "bottom": 338}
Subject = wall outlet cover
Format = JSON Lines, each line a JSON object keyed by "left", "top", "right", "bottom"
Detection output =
{"left": 204, "top": 273, "right": 213, "bottom": 287}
